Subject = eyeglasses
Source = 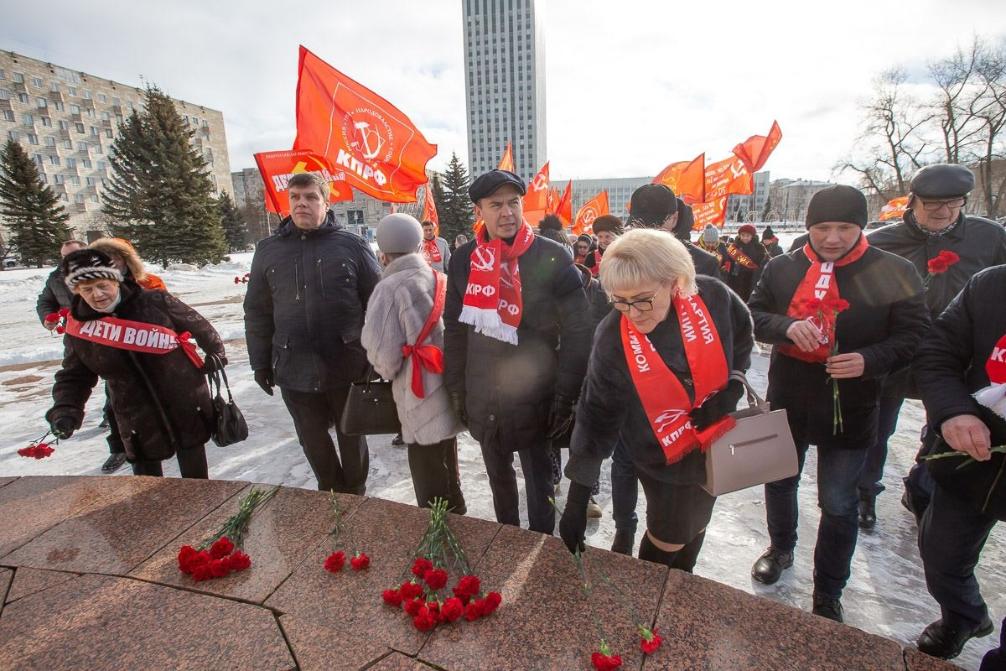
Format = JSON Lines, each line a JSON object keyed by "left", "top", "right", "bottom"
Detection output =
{"left": 610, "top": 296, "right": 655, "bottom": 313}
{"left": 919, "top": 197, "right": 965, "bottom": 212}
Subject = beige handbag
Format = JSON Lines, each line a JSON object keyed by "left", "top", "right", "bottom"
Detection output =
{"left": 702, "top": 374, "right": 799, "bottom": 496}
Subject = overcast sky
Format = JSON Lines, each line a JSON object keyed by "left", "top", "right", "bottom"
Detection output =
{"left": 3, "top": 0, "right": 1004, "bottom": 183}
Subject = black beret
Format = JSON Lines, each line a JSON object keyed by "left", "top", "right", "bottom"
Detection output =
{"left": 468, "top": 169, "right": 526, "bottom": 203}
{"left": 909, "top": 164, "right": 975, "bottom": 199}
{"left": 806, "top": 185, "right": 867, "bottom": 229}
{"left": 628, "top": 184, "right": 677, "bottom": 226}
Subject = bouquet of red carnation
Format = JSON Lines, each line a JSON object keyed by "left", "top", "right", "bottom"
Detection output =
{"left": 42, "top": 307, "right": 70, "bottom": 335}
{"left": 18, "top": 430, "right": 58, "bottom": 459}
{"left": 381, "top": 498, "right": 501, "bottom": 633}
{"left": 803, "top": 296, "right": 852, "bottom": 434}
{"left": 321, "top": 491, "right": 371, "bottom": 574}
{"left": 233, "top": 273, "right": 250, "bottom": 285}
{"left": 925, "top": 250, "right": 960, "bottom": 287}
{"left": 177, "top": 485, "right": 278, "bottom": 582}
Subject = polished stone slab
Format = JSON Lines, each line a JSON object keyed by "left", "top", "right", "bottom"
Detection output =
{"left": 369, "top": 651, "right": 440, "bottom": 670}
{"left": 132, "top": 486, "right": 362, "bottom": 603}
{"left": 0, "top": 569, "right": 10, "bottom": 616}
{"left": 904, "top": 647, "right": 966, "bottom": 670}
{"left": 268, "top": 497, "right": 501, "bottom": 670}
{"left": 0, "top": 574, "right": 295, "bottom": 670}
{"left": 0, "top": 477, "right": 17, "bottom": 490}
{"left": 418, "top": 524, "right": 667, "bottom": 671}
{"left": 5, "top": 567, "right": 77, "bottom": 603}
{"left": 2, "top": 476, "right": 243, "bottom": 574}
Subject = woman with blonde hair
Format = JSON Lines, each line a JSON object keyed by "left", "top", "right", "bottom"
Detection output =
{"left": 89, "top": 237, "right": 167, "bottom": 292}
{"left": 559, "top": 229, "right": 754, "bottom": 571}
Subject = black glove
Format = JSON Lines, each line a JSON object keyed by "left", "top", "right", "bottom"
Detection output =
{"left": 449, "top": 392, "right": 468, "bottom": 427}
{"left": 254, "top": 368, "right": 275, "bottom": 396}
{"left": 201, "top": 353, "right": 225, "bottom": 374}
{"left": 689, "top": 378, "right": 745, "bottom": 431}
{"left": 546, "top": 394, "right": 576, "bottom": 440}
{"left": 559, "top": 481, "right": 592, "bottom": 554}
{"left": 50, "top": 416, "right": 76, "bottom": 440}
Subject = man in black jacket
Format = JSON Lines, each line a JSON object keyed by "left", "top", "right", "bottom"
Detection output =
{"left": 244, "top": 173, "right": 381, "bottom": 494}
{"left": 860, "top": 165, "right": 1006, "bottom": 527}
{"left": 913, "top": 265, "right": 1006, "bottom": 660}
{"left": 748, "top": 185, "right": 928, "bottom": 622}
{"left": 626, "top": 186, "right": 721, "bottom": 280}
{"left": 444, "top": 169, "right": 591, "bottom": 534}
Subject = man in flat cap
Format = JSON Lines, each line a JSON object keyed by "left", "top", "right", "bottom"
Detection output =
{"left": 626, "top": 185, "right": 722, "bottom": 279}
{"left": 860, "top": 164, "right": 1006, "bottom": 528}
{"left": 748, "top": 185, "right": 928, "bottom": 622}
{"left": 443, "top": 169, "right": 591, "bottom": 533}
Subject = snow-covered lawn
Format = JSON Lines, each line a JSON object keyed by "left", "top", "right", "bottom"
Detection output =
{"left": 0, "top": 246, "right": 1001, "bottom": 669}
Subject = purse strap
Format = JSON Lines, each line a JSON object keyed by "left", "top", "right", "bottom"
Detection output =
{"left": 730, "top": 371, "right": 770, "bottom": 413}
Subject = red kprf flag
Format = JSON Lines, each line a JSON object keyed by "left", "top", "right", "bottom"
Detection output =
{"left": 574, "top": 190, "right": 609, "bottom": 235}
{"left": 653, "top": 153, "right": 705, "bottom": 204}
{"left": 732, "top": 121, "right": 782, "bottom": 173}
{"left": 254, "top": 150, "right": 353, "bottom": 215}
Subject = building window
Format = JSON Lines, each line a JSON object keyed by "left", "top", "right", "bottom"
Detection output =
{"left": 0, "top": 88, "right": 9, "bottom": 100}
{"left": 50, "top": 81, "right": 59, "bottom": 92}
{"left": 22, "top": 114, "right": 33, "bottom": 126}
{"left": 64, "top": 140, "right": 73, "bottom": 149}
{"left": 101, "top": 111, "right": 110, "bottom": 120}
{"left": 2, "top": 110, "right": 13, "bottom": 122}
{"left": 28, "top": 133, "right": 38, "bottom": 145}
{"left": 68, "top": 86, "right": 77, "bottom": 96}
{"left": 86, "top": 175, "right": 96, "bottom": 185}
{"left": 41, "top": 116, "right": 51, "bottom": 127}
{"left": 105, "top": 129, "right": 112, "bottom": 139}
{"left": 75, "top": 193, "right": 84, "bottom": 204}
{"left": 45, "top": 136, "right": 55, "bottom": 146}
{"left": 98, "top": 160, "right": 107, "bottom": 171}
{"left": 98, "top": 93, "right": 107, "bottom": 103}
{"left": 58, "top": 120, "right": 68, "bottom": 130}
{"left": 90, "top": 126, "right": 99, "bottom": 136}
{"left": 69, "top": 175, "right": 80, "bottom": 186}
{"left": 82, "top": 89, "right": 91, "bottom": 99}
{"left": 89, "top": 194, "right": 99, "bottom": 203}
{"left": 77, "top": 141, "right": 87, "bottom": 151}
{"left": 83, "top": 159, "right": 92, "bottom": 169}
{"left": 50, "top": 155, "right": 60, "bottom": 166}
{"left": 0, "top": 69, "right": 5, "bottom": 80}
{"left": 12, "top": 72, "right": 24, "bottom": 84}
{"left": 53, "top": 101, "right": 64, "bottom": 111}
{"left": 66, "top": 157, "right": 77, "bottom": 168}
{"left": 31, "top": 77, "right": 43, "bottom": 88}
{"left": 18, "top": 93, "right": 28, "bottom": 104}
{"left": 75, "top": 123, "right": 84, "bottom": 133}
{"left": 70, "top": 104, "right": 80, "bottom": 114}
{"left": 36, "top": 97, "right": 47, "bottom": 109}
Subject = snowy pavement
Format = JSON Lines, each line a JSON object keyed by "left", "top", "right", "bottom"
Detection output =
{"left": 0, "top": 249, "right": 1002, "bottom": 669}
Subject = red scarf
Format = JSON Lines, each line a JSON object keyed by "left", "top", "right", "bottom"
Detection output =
{"left": 779, "top": 234, "right": 869, "bottom": 363}
{"left": 988, "top": 333, "right": 1006, "bottom": 384}
{"left": 65, "top": 315, "right": 204, "bottom": 368}
{"left": 421, "top": 238, "right": 442, "bottom": 265}
{"left": 401, "top": 268, "right": 447, "bottom": 398}
{"left": 621, "top": 293, "right": 736, "bottom": 465}
{"left": 459, "top": 221, "right": 534, "bottom": 345}
{"left": 589, "top": 249, "right": 602, "bottom": 277}
{"left": 726, "top": 243, "right": 759, "bottom": 270}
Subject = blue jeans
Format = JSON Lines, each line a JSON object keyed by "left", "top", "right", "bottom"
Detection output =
{"left": 611, "top": 439, "right": 638, "bottom": 533}
{"left": 765, "top": 440, "right": 869, "bottom": 599}
{"left": 857, "top": 396, "right": 904, "bottom": 497}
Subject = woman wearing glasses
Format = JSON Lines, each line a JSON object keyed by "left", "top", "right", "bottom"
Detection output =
{"left": 558, "top": 229, "right": 754, "bottom": 571}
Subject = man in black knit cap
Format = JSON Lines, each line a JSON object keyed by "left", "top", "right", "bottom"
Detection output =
{"left": 626, "top": 185, "right": 721, "bottom": 279}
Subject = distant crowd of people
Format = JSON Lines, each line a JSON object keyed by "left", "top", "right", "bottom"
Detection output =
{"left": 37, "top": 165, "right": 1006, "bottom": 666}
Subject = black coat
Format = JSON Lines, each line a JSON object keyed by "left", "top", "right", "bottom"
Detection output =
{"left": 444, "top": 236, "right": 592, "bottom": 450}
{"left": 243, "top": 213, "right": 381, "bottom": 393}
{"left": 576, "top": 264, "right": 611, "bottom": 330}
{"left": 914, "top": 265, "right": 1006, "bottom": 521}
{"left": 46, "top": 283, "right": 226, "bottom": 462}
{"left": 35, "top": 268, "right": 73, "bottom": 324}
{"left": 685, "top": 242, "right": 722, "bottom": 280}
{"left": 566, "top": 276, "right": 753, "bottom": 487}
{"left": 725, "top": 239, "right": 769, "bottom": 300}
{"left": 748, "top": 242, "right": 929, "bottom": 448}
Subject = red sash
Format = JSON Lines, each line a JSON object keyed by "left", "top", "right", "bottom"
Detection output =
{"left": 421, "top": 239, "right": 442, "bottom": 265}
{"left": 779, "top": 235, "right": 869, "bottom": 363}
{"left": 726, "top": 243, "right": 759, "bottom": 270}
{"left": 459, "top": 221, "right": 534, "bottom": 345}
{"left": 988, "top": 333, "right": 1006, "bottom": 384}
{"left": 65, "top": 315, "right": 204, "bottom": 368}
{"left": 621, "top": 293, "right": 736, "bottom": 465}
{"left": 401, "top": 269, "right": 447, "bottom": 398}
{"left": 589, "top": 249, "right": 602, "bottom": 277}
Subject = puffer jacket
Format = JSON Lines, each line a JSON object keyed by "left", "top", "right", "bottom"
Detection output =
{"left": 243, "top": 212, "right": 382, "bottom": 392}
{"left": 361, "top": 254, "right": 462, "bottom": 445}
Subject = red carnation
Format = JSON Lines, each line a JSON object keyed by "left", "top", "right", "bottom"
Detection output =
{"left": 464, "top": 601, "right": 482, "bottom": 622}
{"left": 399, "top": 580, "right": 424, "bottom": 600}
{"left": 209, "top": 536, "right": 235, "bottom": 559}
{"left": 350, "top": 552, "right": 370, "bottom": 571}
{"left": 423, "top": 567, "right": 448, "bottom": 591}
{"left": 804, "top": 297, "right": 823, "bottom": 312}
{"left": 591, "top": 652, "right": 623, "bottom": 671}
{"left": 452, "top": 574, "right": 481, "bottom": 601}
{"left": 208, "top": 558, "right": 231, "bottom": 578}
{"left": 824, "top": 297, "right": 850, "bottom": 313}
{"left": 55, "top": 326, "right": 65, "bottom": 334}
{"left": 928, "top": 257, "right": 949, "bottom": 274}
{"left": 382, "top": 588, "right": 403, "bottom": 606}
{"left": 43, "top": 312, "right": 59, "bottom": 323}
{"left": 411, "top": 557, "right": 434, "bottom": 577}
{"left": 479, "top": 591, "right": 502, "bottom": 616}
{"left": 639, "top": 627, "right": 663, "bottom": 655}
{"left": 412, "top": 608, "right": 438, "bottom": 632}
{"left": 440, "top": 596, "right": 464, "bottom": 623}
{"left": 234, "top": 277, "right": 240, "bottom": 284}
{"left": 58, "top": 308, "right": 70, "bottom": 317}
{"left": 177, "top": 545, "right": 200, "bottom": 574}
{"left": 323, "top": 550, "right": 345, "bottom": 573}
{"left": 426, "top": 600, "right": 442, "bottom": 620}
{"left": 190, "top": 562, "right": 215, "bottom": 582}
{"left": 403, "top": 597, "right": 426, "bottom": 616}
{"left": 226, "top": 550, "right": 251, "bottom": 572}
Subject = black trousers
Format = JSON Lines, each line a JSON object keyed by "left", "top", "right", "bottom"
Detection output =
{"left": 281, "top": 385, "right": 369, "bottom": 494}
{"left": 407, "top": 437, "right": 467, "bottom": 514}
{"left": 131, "top": 445, "right": 208, "bottom": 479}
{"left": 104, "top": 390, "right": 125, "bottom": 455}
{"left": 478, "top": 428, "right": 555, "bottom": 534}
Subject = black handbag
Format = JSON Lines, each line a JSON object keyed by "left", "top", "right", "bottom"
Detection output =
{"left": 208, "top": 366, "right": 248, "bottom": 446}
{"left": 339, "top": 365, "right": 402, "bottom": 436}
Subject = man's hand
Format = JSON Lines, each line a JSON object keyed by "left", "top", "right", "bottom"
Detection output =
{"left": 254, "top": 368, "right": 274, "bottom": 396}
{"left": 50, "top": 416, "right": 76, "bottom": 440}
{"left": 547, "top": 394, "right": 576, "bottom": 440}
{"left": 825, "top": 353, "right": 865, "bottom": 379}
{"left": 449, "top": 392, "right": 468, "bottom": 427}
{"left": 941, "top": 414, "right": 992, "bottom": 462}
{"left": 786, "top": 319, "right": 822, "bottom": 352}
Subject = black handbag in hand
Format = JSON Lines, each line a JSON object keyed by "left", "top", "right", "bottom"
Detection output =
{"left": 339, "top": 365, "right": 402, "bottom": 436}
{"left": 208, "top": 366, "right": 248, "bottom": 446}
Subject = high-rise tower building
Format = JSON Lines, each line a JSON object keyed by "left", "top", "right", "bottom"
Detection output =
{"left": 462, "top": 0, "right": 546, "bottom": 182}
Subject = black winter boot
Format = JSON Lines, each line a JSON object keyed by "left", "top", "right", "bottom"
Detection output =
{"left": 751, "top": 546, "right": 794, "bottom": 585}
{"left": 812, "top": 591, "right": 844, "bottom": 623}
{"left": 610, "top": 529, "right": 635, "bottom": 556}
{"left": 918, "top": 617, "right": 994, "bottom": 660}
{"left": 858, "top": 494, "right": 877, "bottom": 530}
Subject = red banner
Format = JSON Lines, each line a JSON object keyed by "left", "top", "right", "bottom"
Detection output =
{"left": 879, "top": 195, "right": 909, "bottom": 221}
{"left": 554, "top": 180, "right": 573, "bottom": 226}
{"left": 254, "top": 150, "right": 353, "bottom": 215}
{"left": 653, "top": 153, "right": 706, "bottom": 204}
{"left": 523, "top": 161, "right": 550, "bottom": 227}
{"left": 704, "top": 156, "right": 753, "bottom": 201}
{"left": 573, "top": 191, "right": 609, "bottom": 235}
{"left": 497, "top": 142, "right": 515, "bottom": 171}
{"left": 732, "top": 121, "right": 782, "bottom": 173}
{"left": 693, "top": 197, "right": 728, "bottom": 229}
{"left": 293, "top": 45, "right": 436, "bottom": 203}
{"left": 421, "top": 186, "right": 440, "bottom": 230}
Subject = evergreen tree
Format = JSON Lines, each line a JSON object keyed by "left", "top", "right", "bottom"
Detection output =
{"left": 439, "top": 152, "right": 474, "bottom": 244}
{"left": 217, "top": 191, "right": 248, "bottom": 252}
{"left": 102, "top": 86, "right": 225, "bottom": 266}
{"left": 0, "top": 139, "right": 70, "bottom": 267}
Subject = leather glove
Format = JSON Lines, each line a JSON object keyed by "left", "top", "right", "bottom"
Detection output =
{"left": 449, "top": 392, "right": 468, "bottom": 427}
{"left": 559, "top": 481, "right": 592, "bottom": 554}
{"left": 50, "top": 416, "right": 76, "bottom": 440}
{"left": 546, "top": 394, "right": 576, "bottom": 440}
{"left": 254, "top": 368, "right": 275, "bottom": 396}
{"left": 201, "top": 353, "right": 225, "bottom": 374}
{"left": 689, "top": 378, "right": 745, "bottom": 431}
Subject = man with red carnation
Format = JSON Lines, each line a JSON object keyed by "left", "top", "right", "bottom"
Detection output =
{"left": 863, "top": 164, "right": 1006, "bottom": 527}
{"left": 747, "top": 185, "right": 928, "bottom": 622}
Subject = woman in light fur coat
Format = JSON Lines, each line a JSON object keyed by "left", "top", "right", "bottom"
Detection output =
{"left": 361, "top": 214, "right": 467, "bottom": 513}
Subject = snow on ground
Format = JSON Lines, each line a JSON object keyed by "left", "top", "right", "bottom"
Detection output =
{"left": 0, "top": 241, "right": 1002, "bottom": 669}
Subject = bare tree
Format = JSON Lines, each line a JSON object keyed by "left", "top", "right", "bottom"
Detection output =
{"left": 972, "top": 41, "right": 1006, "bottom": 218}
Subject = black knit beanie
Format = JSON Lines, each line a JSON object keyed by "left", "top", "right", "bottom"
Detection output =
{"left": 806, "top": 185, "right": 867, "bottom": 229}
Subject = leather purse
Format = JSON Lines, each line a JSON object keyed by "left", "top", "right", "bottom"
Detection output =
{"left": 702, "top": 374, "right": 798, "bottom": 496}
{"left": 208, "top": 366, "right": 249, "bottom": 447}
{"left": 339, "top": 365, "right": 402, "bottom": 436}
